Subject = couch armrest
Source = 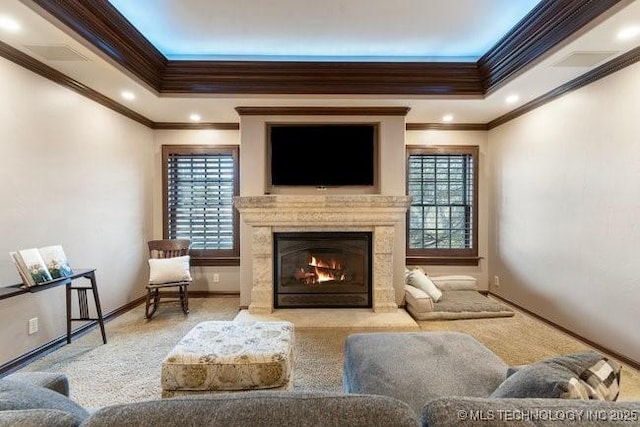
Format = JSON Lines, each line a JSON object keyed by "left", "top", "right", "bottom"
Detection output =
{"left": 4, "top": 372, "right": 70, "bottom": 397}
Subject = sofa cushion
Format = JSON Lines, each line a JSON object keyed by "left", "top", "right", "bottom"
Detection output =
{"left": 5, "top": 372, "right": 69, "bottom": 396}
{"left": 491, "top": 352, "right": 621, "bottom": 400}
{"left": 406, "top": 269, "right": 442, "bottom": 302}
{"left": 506, "top": 365, "right": 527, "bottom": 378}
{"left": 343, "top": 332, "right": 508, "bottom": 413}
{"left": 0, "top": 379, "right": 88, "bottom": 423}
{"left": 82, "top": 392, "right": 419, "bottom": 427}
{"left": 0, "top": 409, "right": 81, "bottom": 427}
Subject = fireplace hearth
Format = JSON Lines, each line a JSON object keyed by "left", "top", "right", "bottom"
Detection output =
{"left": 274, "top": 232, "right": 372, "bottom": 308}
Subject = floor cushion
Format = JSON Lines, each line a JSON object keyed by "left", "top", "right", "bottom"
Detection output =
{"left": 161, "top": 321, "right": 294, "bottom": 396}
{"left": 343, "top": 331, "right": 508, "bottom": 413}
{"left": 406, "top": 290, "right": 515, "bottom": 320}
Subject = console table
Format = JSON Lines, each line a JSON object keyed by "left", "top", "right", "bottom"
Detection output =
{"left": 0, "top": 268, "right": 107, "bottom": 344}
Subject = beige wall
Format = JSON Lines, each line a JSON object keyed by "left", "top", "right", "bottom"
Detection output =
{"left": 152, "top": 130, "right": 241, "bottom": 293}
{"left": 0, "top": 58, "right": 154, "bottom": 365}
{"left": 405, "top": 130, "right": 489, "bottom": 289}
{"left": 488, "top": 62, "right": 640, "bottom": 363}
{"left": 238, "top": 115, "right": 407, "bottom": 306}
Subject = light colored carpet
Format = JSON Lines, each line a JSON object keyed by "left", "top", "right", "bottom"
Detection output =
{"left": 17, "top": 297, "right": 640, "bottom": 407}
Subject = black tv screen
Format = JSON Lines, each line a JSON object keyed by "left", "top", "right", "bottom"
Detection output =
{"left": 269, "top": 124, "right": 376, "bottom": 187}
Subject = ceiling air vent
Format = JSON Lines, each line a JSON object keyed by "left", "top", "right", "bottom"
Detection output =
{"left": 23, "top": 44, "right": 89, "bottom": 61}
{"left": 553, "top": 51, "right": 618, "bottom": 67}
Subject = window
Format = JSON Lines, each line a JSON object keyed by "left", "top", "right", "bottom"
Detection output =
{"left": 406, "top": 146, "right": 478, "bottom": 265}
{"left": 162, "top": 145, "right": 239, "bottom": 266}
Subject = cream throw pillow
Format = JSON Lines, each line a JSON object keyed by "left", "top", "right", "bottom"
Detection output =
{"left": 406, "top": 268, "right": 442, "bottom": 302}
{"left": 148, "top": 255, "right": 192, "bottom": 284}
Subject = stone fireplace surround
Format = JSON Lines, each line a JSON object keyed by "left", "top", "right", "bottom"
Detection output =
{"left": 234, "top": 195, "right": 411, "bottom": 314}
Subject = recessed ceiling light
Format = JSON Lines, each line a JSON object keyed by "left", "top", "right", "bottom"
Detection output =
{"left": 442, "top": 114, "right": 454, "bottom": 123}
{"left": 0, "top": 15, "right": 21, "bottom": 32}
{"left": 121, "top": 91, "right": 135, "bottom": 101}
{"left": 189, "top": 114, "right": 201, "bottom": 122}
{"left": 617, "top": 25, "right": 640, "bottom": 41}
{"left": 505, "top": 94, "right": 520, "bottom": 104}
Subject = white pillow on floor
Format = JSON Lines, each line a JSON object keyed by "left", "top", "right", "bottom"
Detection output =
{"left": 149, "top": 255, "right": 192, "bottom": 284}
{"left": 406, "top": 268, "right": 442, "bottom": 302}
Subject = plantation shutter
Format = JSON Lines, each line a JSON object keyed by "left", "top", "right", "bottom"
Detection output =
{"left": 408, "top": 153, "right": 473, "bottom": 249}
{"left": 166, "top": 152, "right": 236, "bottom": 251}
{"left": 406, "top": 147, "right": 477, "bottom": 260}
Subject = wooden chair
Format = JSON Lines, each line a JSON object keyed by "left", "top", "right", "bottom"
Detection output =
{"left": 146, "top": 239, "right": 191, "bottom": 319}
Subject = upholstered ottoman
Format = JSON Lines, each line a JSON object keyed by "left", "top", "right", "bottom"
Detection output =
{"left": 343, "top": 331, "right": 508, "bottom": 412}
{"left": 161, "top": 321, "right": 294, "bottom": 397}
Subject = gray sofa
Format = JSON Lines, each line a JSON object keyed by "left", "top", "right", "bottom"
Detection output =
{"left": 3, "top": 333, "right": 640, "bottom": 426}
{"left": 344, "top": 331, "right": 640, "bottom": 426}
{"left": 0, "top": 372, "right": 418, "bottom": 427}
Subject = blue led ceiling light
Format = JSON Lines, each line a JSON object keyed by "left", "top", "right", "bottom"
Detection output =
{"left": 108, "top": 0, "right": 541, "bottom": 62}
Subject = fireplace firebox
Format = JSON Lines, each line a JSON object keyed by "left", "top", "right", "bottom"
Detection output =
{"left": 274, "top": 232, "right": 372, "bottom": 308}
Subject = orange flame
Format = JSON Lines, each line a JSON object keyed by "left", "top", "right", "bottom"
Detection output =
{"left": 308, "top": 256, "right": 345, "bottom": 283}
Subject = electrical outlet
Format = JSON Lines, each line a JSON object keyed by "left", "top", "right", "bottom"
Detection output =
{"left": 493, "top": 275, "right": 500, "bottom": 288}
{"left": 213, "top": 273, "right": 220, "bottom": 283}
{"left": 28, "top": 317, "right": 38, "bottom": 335}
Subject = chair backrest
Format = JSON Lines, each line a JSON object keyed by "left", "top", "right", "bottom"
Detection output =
{"left": 148, "top": 239, "right": 190, "bottom": 259}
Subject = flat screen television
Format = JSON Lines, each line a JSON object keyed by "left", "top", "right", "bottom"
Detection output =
{"left": 268, "top": 124, "right": 377, "bottom": 188}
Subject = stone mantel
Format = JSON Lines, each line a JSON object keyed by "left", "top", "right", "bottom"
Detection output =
{"left": 234, "top": 195, "right": 411, "bottom": 314}
{"left": 234, "top": 195, "right": 411, "bottom": 226}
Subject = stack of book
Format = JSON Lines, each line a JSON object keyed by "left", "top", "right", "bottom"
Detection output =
{"left": 10, "top": 245, "right": 74, "bottom": 288}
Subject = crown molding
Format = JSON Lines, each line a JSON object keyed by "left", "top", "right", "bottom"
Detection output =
{"left": 235, "top": 107, "right": 411, "bottom": 116}
{"left": 163, "top": 60, "right": 482, "bottom": 95}
{"left": 479, "top": 0, "right": 630, "bottom": 94}
{"left": 3, "top": 34, "right": 638, "bottom": 133}
{"left": 24, "top": 0, "right": 623, "bottom": 96}
{"left": 27, "top": 0, "right": 166, "bottom": 91}
{"left": 488, "top": 45, "right": 640, "bottom": 129}
{"left": 152, "top": 122, "right": 240, "bottom": 130}
{"left": 0, "top": 40, "right": 154, "bottom": 128}
{"left": 406, "top": 123, "right": 488, "bottom": 131}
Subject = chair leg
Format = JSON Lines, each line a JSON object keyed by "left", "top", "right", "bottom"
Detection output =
{"left": 146, "top": 288, "right": 159, "bottom": 319}
{"left": 153, "top": 290, "right": 160, "bottom": 315}
{"left": 145, "top": 288, "right": 152, "bottom": 319}
{"left": 181, "top": 286, "right": 189, "bottom": 315}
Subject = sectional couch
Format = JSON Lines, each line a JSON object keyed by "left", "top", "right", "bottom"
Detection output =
{"left": 1, "top": 373, "right": 415, "bottom": 427}
{"left": 2, "top": 333, "right": 639, "bottom": 426}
